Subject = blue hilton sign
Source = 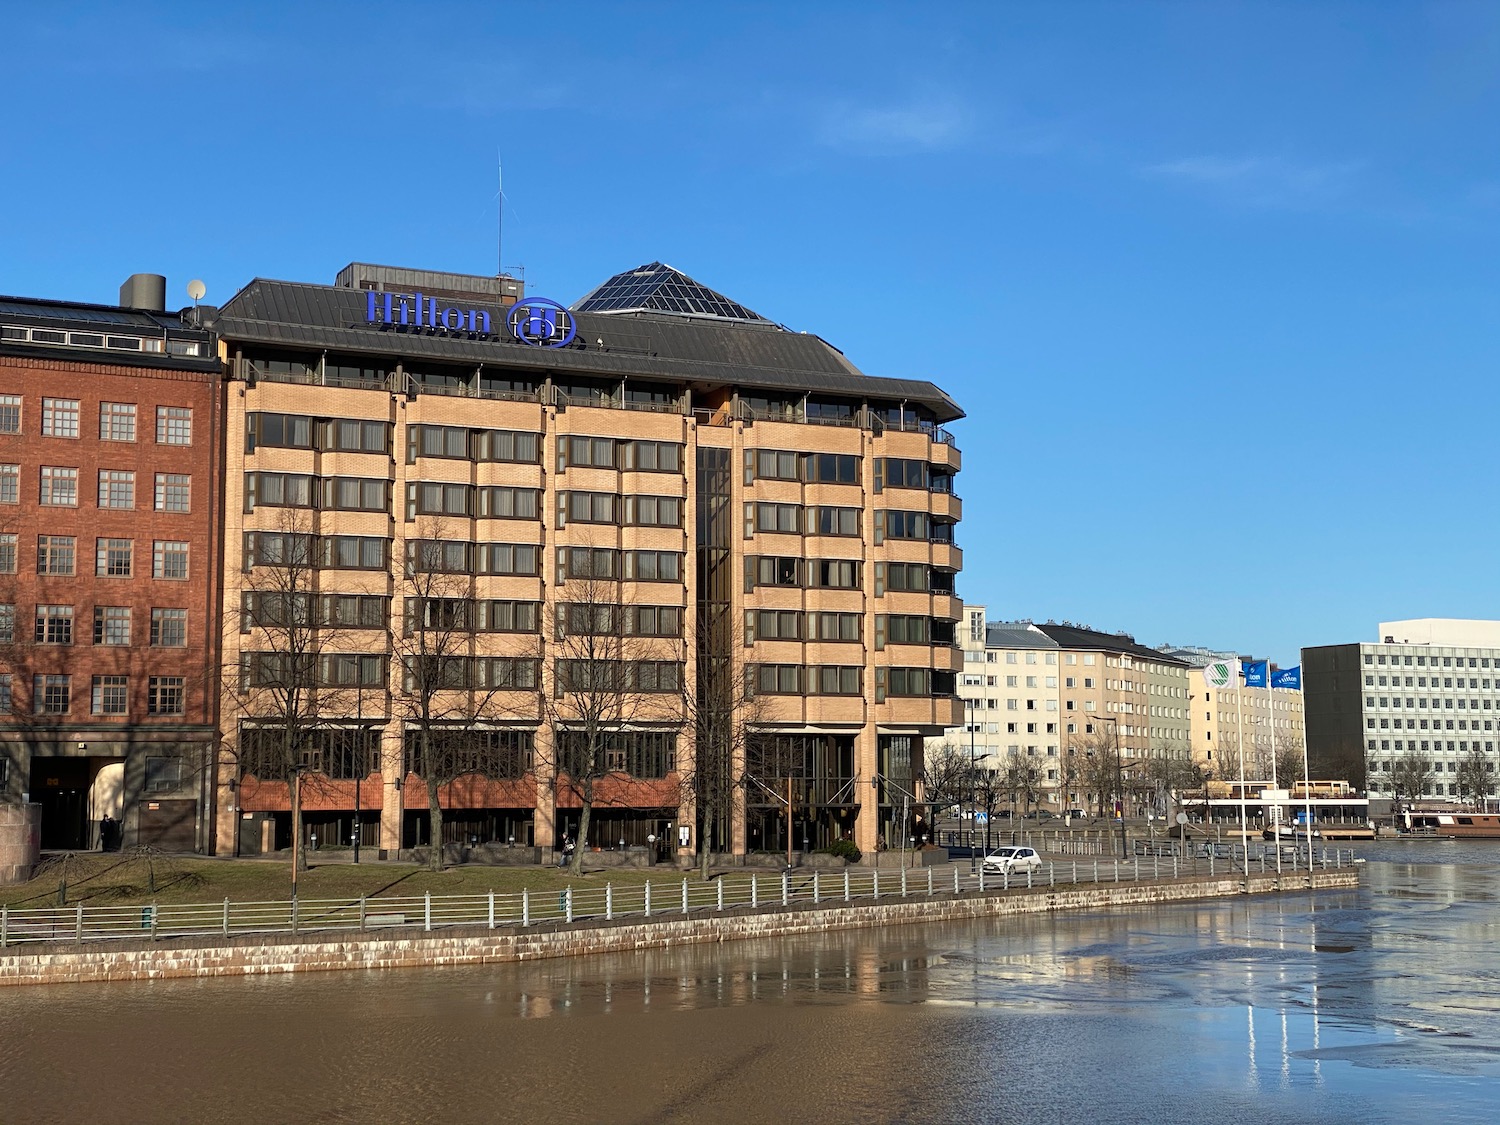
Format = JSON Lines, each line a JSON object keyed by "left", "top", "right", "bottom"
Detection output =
{"left": 365, "top": 292, "right": 578, "bottom": 350}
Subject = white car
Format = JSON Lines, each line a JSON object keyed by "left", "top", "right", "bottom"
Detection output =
{"left": 983, "top": 846, "right": 1042, "bottom": 874}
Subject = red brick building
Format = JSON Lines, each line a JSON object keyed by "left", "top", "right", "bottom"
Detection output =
{"left": 0, "top": 281, "right": 224, "bottom": 850}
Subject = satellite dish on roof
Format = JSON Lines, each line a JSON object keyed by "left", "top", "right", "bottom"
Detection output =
{"left": 186, "top": 279, "right": 206, "bottom": 303}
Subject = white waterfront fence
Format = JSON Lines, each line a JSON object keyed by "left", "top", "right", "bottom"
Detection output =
{"left": 0, "top": 849, "right": 1355, "bottom": 950}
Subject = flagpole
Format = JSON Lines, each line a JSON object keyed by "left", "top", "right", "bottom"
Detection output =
{"left": 1268, "top": 664, "right": 1281, "bottom": 873}
{"left": 1297, "top": 670, "right": 1314, "bottom": 857}
{"left": 1236, "top": 665, "right": 1249, "bottom": 874}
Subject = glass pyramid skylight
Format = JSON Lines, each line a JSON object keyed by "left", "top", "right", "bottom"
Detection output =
{"left": 573, "top": 262, "right": 770, "bottom": 322}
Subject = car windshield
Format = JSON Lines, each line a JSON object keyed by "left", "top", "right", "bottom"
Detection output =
{"left": 994, "top": 849, "right": 1019, "bottom": 858}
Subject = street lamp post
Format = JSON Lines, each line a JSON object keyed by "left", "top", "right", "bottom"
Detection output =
{"left": 968, "top": 697, "right": 978, "bottom": 873}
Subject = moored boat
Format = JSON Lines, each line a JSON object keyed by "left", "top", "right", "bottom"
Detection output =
{"left": 1401, "top": 812, "right": 1500, "bottom": 838}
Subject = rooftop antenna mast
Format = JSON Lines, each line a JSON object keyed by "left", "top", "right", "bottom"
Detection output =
{"left": 497, "top": 154, "right": 503, "bottom": 278}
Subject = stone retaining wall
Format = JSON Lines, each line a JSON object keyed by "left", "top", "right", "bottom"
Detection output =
{"left": 0, "top": 869, "right": 1359, "bottom": 989}
{"left": 0, "top": 804, "right": 42, "bottom": 885}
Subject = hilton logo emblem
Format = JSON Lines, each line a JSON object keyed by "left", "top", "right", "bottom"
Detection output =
{"left": 508, "top": 298, "right": 578, "bottom": 348}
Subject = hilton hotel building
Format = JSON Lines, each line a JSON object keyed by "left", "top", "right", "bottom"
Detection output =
{"left": 212, "top": 261, "right": 964, "bottom": 860}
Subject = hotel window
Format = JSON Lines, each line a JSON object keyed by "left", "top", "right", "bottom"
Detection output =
{"left": 752, "top": 609, "right": 803, "bottom": 641}
{"left": 627, "top": 606, "right": 682, "bottom": 637}
{"left": 624, "top": 550, "right": 681, "bottom": 581}
{"left": 808, "top": 505, "right": 860, "bottom": 536}
{"left": 150, "top": 608, "right": 186, "bottom": 647}
{"left": 621, "top": 440, "right": 682, "bottom": 472}
{"left": 38, "top": 535, "right": 75, "bottom": 575}
{"left": 98, "top": 470, "right": 135, "bottom": 509}
{"left": 323, "top": 477, "right": 387, "bottom": 513}
{"left": 96, "top": 538, "right": 133, "bottom": 577}
{"left": 624, "top": 495, "right": 681, "bottom": 527}
{"left": 153, "top": 540, "right": 189, "bottom": 580}
{"left": 95, "top": 606, "right": 132, "bottom": 645}
{"left": 408, "top": 481, "right": 473, "bottom": 519}
{"left": 0, "top": 395, "right": 19, "bottom": 433}
{"left": 812, "top": 666, "right": 862, "bottom": 695}
{"left": 0, "top": 464, "right": 16, "bottom": 504}
{"left": 561, "top": 436, "right": 618, "bottom": 470}
{"left": 475, "top": 429, "right": 539, "bottom": 463}
{"left": 560, "top": 490, "right": 617, "bottom": 526}
{"left": 558, "top": 546, "right": 619, "bottom": 580}
{"left": 34, "top": 674, "right": 71, "bottom": 714}
{"left": 750, "top": 502, "right": 802, "bottom": 535}
{"left": 805, "top": 453, "right": 859, "bottom": 484}
{"left": 750, "top": 449, "right": 800, "bottom": 482}
{"left": 154, "top": 474, "right": 191, "bottom": 513}
{"left": 476, "top": 486, "right": 540, "bottom": 519}
{"left": 39, "top": 466, "right": 78, "bottom": 506}
{"left": 100, "top": 402, "right": 137, "bottom": 442}
{"left": 156, "top": 406, "right": 193, "bottom": 445}
{"left": 41, "top": 398, "right": 79, "bottom": 438}
{"left": 148, "top": 677, "right": 186, "bottom": 716}
{"left": 92, "top": 676, "right": 129, "bottom": 715}
{"left": 34, "top": 604, "right": 73, "bottom": 645}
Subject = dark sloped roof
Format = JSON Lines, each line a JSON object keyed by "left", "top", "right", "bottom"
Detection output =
{"left": 213, "top": 278, "right": 963, "bottom": 420}
{"left": 1033, "top": 623, "right": 1190, "bottom": 665}
{"left": 985, "top": 623, "right": 1058, "bottom": 649}
{"left": 574, "top": 262, "right": 770, "bottom": 322}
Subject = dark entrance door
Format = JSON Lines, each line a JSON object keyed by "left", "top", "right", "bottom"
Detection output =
{"left": 138, "top": 800, "right": 197, "bottom": 851}
{"left": 32, "top": 757, "right": 90, "bottom": 850}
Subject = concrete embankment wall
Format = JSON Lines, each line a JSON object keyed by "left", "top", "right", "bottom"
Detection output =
{"left": 0, "top": 869, "right": 1359, "bottom": 989}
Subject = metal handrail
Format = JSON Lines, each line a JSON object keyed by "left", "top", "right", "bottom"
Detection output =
{"left": 0, "top": 850, "right": 1353, "bottom": 951}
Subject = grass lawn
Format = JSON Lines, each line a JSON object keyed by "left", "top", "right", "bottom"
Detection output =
{"left": 1, "top": 852, "right": 681, "bottom": 910}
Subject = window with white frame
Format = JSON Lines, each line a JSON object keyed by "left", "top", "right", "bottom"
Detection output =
{"left": 99, "top": 402, "right": 137, "bottom": 442}
{"left": 98, "top": 470, "right": 135, "bottom": 509}
{"left": 39, "top": 466, "right": 78, "bottom": 506}
{"left": 156, "top": 406, "right": 192, "bottom": 445}
{"left": 41, "top": 398, "right": 79, "bottom": 437}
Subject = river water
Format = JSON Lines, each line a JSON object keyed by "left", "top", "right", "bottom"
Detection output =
{"left": 3, "top": 840, "right": 1498, "bottom": 1125}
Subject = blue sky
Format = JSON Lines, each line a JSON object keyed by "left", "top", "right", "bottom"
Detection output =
{"left": 6, "top": 1, "right": 1500, "bottom": 665}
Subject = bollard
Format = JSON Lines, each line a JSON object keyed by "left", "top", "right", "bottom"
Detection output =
{"left": 1134, "top": 858, "right": 1139, "bottom": 881}
{"left": 1027, "top": 865, "right": 1033, "bottom": 889}
{"left": 424, "top": 891, "right": 432, "bottom": 932}
{"left": 1003, "top": 867, "right": 1009, "bottom": 891}
{"left": 978, "top": 865, "right": 984, "bottom": 893}
{"left": 954, "top": 867, "right": 960, "bottom": 894}
{"left": 523, "top": 888, "right": 530, "bottom": 927}
{"left": 845, "top": 869, "right": 851, "bottom": 902}
{"left": 1153, "top": 854, "right": 1159, "bottom": 878}
{"left": 645, "top": 880, "right": 652, "bottom": 917}
{"left": 287, "top": 900, "right": 294, "bottom": 937}
{"left": 928, "top": 868, "right": 934, "bottom": 896}
{"left": 781, "top": 871, "right": 789, "bottom": 907}
{"left": 1210, "top": 852, "right": 1215, "bottom": 877}
{"left": 76, "top": 904, "right": 83, "bottom": 945}
{"left": 1049, "top": 862, "right": 1054, "bottom": 888}
{"left": 224, "top": 898, "right": 231, "bottom": 937}
{"left": 1114, "top": 859, "right": 1120, "bottom": 883}
{"left": 1172, "top": 855, "right": 1178, "bottom": 878}
{"left": 873, "top": 871, "right": 880, "bottom": 900}
{"left": 566, "top": 886, "right": 574, "bottom": 924}
{"left": 607, "top": 883, "right": 614, "bottom": 921}
{"left": 488, "top": 890, "right": 495, "bottom": 929}
{"left": 751, "top": 874, "right": 758, "bottom": 908}
{"left": 1, "top": 904, "right": 7, "bottom": 948}
{"left": 1093, "top": 859, "right": 1099, "bottom": 883}
{"left": 1072, "top": 861, "right": 1077, "bottom": 885}
{"left": 901, "top": 868, "right": 907, "bottom": 898}
{"left": 682, "top": 878, "right": 689, "bottom": 915}
{"left": 813, "top": 871, "right": 821, "bottom": 904}
{"left": 716, "top": 880, "right": 723, "bottom": 912}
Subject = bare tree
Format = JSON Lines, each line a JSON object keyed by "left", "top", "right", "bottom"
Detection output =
{"left": 394, "top": 534, "right": 537, "bottom": 870}
{"left": 1072, "top": 728, "right": 1120, "bottom": 817}
{"left": 923, "top": 740, "right": 978, "bottom": 821}
{"left": 543, "top": 568, "right": 679, "bottom": 876}
{"left": 1389, "top": 747, "right": 1433, "bottom": 817}
{"left": 229, "top": 512, "right": 366, "bottom": 891}
{"left": 1455, "top": 747, "right": 1495, "bottom": 811}
{"left": 676, "top": 614, "right": 760, "bottom": 880}
{"left": 1003, "top": 757, "right": 1039, "bottom": 818}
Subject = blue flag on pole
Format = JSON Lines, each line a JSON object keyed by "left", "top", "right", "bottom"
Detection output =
{"left": 1242, "top": 660, "right": 1268, "bottom": 688}
{"left": 1271, "top": 666, "right": 1302, "bottom": 690}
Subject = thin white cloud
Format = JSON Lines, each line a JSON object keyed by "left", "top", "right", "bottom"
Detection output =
{"left": 1144, "top": 154, "right": 1365, "bottom": 208}
{"left": 817, "top": 97, "right": 974, "bottom": 153}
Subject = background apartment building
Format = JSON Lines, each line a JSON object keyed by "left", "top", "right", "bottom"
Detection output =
{"left": 1305, "top": 618, "right": 1500, "bottom": 808}
{"left": 0, "top": 277, "right": 223, "bottom": 851}
{"left": 212, "top": 261, "right": 964, "bottom": 862}
{"left": 1162, "top": 644, "right": 1306, "bottom": 784}
{"left": 947, "top": 618, "right": 1191, "bottom": 813}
